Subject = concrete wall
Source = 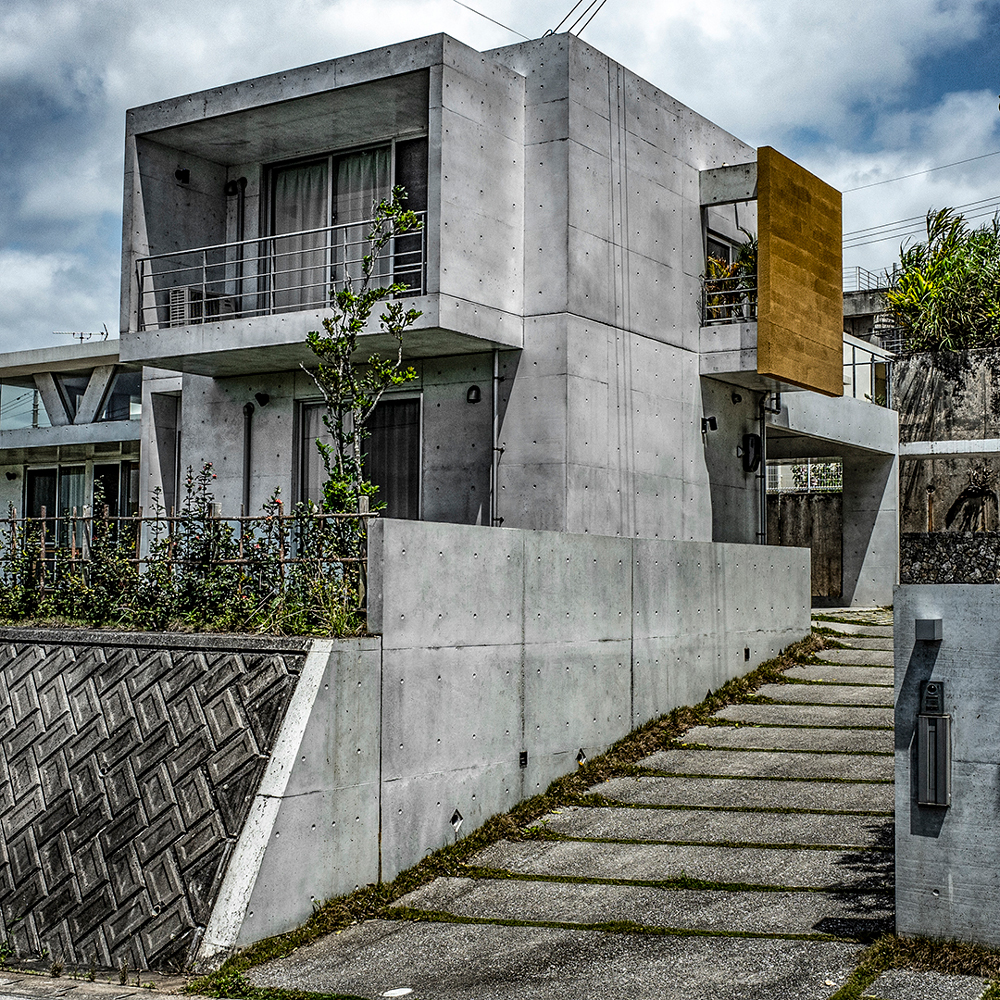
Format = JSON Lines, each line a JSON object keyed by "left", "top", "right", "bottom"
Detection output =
{"left": 767, "top": 492, "right": 842, "bottom": 598}
{"left": 895, "top": 585, "right": 1000, "bottom": 946}
{"left": 366, "top": 518, "right": 810, "bottom": 882}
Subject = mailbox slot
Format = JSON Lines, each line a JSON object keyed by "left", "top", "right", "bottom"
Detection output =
{"left": 917, "top": 713, "right": 951, "bottom": 807}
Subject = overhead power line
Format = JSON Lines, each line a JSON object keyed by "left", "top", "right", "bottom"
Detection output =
{"left": 843, "top": 193, "right": 1000, "bottom": 238}
{"left": 450, "top": 0, "right": 529, "bottom": 39}
{"left": 843, "top": 202, "right": 1000, "bottom": 249}
{"left": 844, "top": 149, "right": 1000, "bottom": 192}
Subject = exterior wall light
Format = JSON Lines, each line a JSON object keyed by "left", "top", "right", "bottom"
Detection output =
{"left": 174, "top": 168, "right": 190, "bottom": 184}
{"left": 254, "top": 392, "right": 270, "bottom": 407}
{"left": 466, "top": 385, "right": 482, "bottom": 404}
{"left": 701, "top": 416, "right": 718, "bottom": 433}
{"left": 5, "top": 472, "right": 17, "bottom": 481}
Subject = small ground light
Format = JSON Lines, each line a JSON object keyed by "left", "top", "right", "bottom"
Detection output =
{"left": 450, "top": 809, "right": 463, "bottom": 833}
{"left": 577, "top": 748, "right": 587, "bottom": 766}
{"left": 381, "top": 990, "right": 414, "bottom": 997}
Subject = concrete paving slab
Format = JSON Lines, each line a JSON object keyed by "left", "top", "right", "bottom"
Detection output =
{"left": 717, "top": 704, "right": 893, "bottom": 728}
{"left": 472, "top": 838, "right": 894, "bottom": 890}
{"left": 247, "top": 921, "right": 862, "bottom": 1000}
{"left": 830, "top": 637, "right": 894, "bottom": 651}
{"left": 0, "top": 977, "right": 191, "bottom": 1000}
{"left": 641, "top": 748, "right": 894, "bottom": 781}
{"left": 392, "top": 877, "right": 894, "bottom": 939}
{"left": 680, "top": 724, "right": 893, "bottom": 754}
{"left": 819, "top": 648, "right": 894, "bottom": 666}
{"left": 813, "top": 622, "right": 894, "bottom": 638}
{"left": 758, "top": 683, "right": 895, "bottom": 707}
{"left": 595, "top": 775, "right": 894, "bottom": 813}
{"left": 862, "top": 969, "right": 988, "bottom": 999}
{"left": 785, "top": 665, "right": 894, "bottom": 686}
{"left": 536, "top": 805, "right": 893, "bottom": 849}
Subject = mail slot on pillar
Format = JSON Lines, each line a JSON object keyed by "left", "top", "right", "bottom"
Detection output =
{"left": 917, "top": 681, "right": 951, "bottom": 807}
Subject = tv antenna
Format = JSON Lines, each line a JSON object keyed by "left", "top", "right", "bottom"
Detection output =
{"left": 53, "top": 324, "right": 110, "bottom": 343}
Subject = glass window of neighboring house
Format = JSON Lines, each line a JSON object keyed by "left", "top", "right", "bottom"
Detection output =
{"left": 268, "top": 137, "right": 428, "bottom": 311}
{"left": 100, "top": 371, "right": 142, "bottom": 421}
{"left": 0, "top": 378, "right": 50, "bottom": 429}
{"left": 55, "top": 373, "right": 90, "bottom": 422}
{"left": 299, "top": 398, "right": 420, "bottom": 519}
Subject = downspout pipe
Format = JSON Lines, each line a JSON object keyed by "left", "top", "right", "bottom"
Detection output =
{"left": 243, "top": 401, "right": 254, "bottom": 514}
{"left": 759, "top": 392, "right": 782, "bottom": 544}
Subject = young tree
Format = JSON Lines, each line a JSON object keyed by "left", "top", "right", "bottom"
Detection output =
{"left": 305, "top": 186, "right": 423, "bottom": 521}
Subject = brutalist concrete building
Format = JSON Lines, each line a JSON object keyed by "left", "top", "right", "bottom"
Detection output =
{"left": 118, "top": 32, "right": 896, "bottom": 602}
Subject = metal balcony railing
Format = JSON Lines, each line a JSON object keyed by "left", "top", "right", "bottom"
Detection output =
{"left": 700, "top": 275, "right": 757, "bottom": 325}
{"left": 134, "top": 213, "right": 426, "bottom": 332}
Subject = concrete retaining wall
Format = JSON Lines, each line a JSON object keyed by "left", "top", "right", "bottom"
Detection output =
{"left": 366, "top": 519, "right": 810, "bottom": 881}
{"left": 767, "top": 492, "right": 842, "bottom": 598}
{"left": 0, "top": 631, "right": 310, "bottom": 970}
{"left": 895, "top": 585, "right": 1000, "bottom": 946}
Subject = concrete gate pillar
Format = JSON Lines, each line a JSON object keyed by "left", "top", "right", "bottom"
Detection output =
{"left": 841, "top": 450, "right": 898, "bottom": 606}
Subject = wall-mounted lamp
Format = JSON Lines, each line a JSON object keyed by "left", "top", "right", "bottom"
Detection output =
{"left": 174, "top": 168, "right": 190, "bottom": 184}
{"left": 254, "top": 392, "right": 270, "bottom": 407}
{"left": 5, "top": 472, "right": 17, "bottom": 481}
{"left": 916, "top": 618, "right": 943, "bottom": 642}
{"left": 466, "top": 385, "right": 482, "bottom": 404}
{"left": 450, "top": 809, "right": 464, "bottom": 834}
{"left": 731, "top": 392, "right": 743, "bottom": 404}
{"left": 701, "top": 416, "right": 718, "bottom": 433}
{"left": 576, "top": 748, "right": 588, "bottom": 767}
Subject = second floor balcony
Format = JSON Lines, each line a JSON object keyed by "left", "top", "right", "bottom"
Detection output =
{"left": 135, "top": 215, "right": 426, "bottom": 332}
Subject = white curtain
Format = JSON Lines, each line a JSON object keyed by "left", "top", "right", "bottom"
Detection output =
{"left": 272, "top": 161, "right": 329, "bottom": 311}
{"left": 335, "top": 148, "right": 392, "bottom": 287}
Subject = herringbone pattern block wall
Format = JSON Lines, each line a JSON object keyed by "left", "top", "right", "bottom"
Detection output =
{"left": 0, "top": 637, "right": 306, "bottom": 970}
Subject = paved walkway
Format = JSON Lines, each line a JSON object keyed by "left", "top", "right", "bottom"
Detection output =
{"left": 235, "top": 609, "right": 985, "bottom": 999}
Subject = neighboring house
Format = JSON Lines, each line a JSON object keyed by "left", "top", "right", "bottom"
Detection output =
{"left": 100, "top": 32, "right": 894, "bottom": 605}
{"left": 0, "top": 341, "right": 142, "bottom": 522}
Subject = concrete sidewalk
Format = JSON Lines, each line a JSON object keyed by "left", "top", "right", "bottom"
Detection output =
{"left": 229, "top": 609, "right": 989, "bottom": 1000}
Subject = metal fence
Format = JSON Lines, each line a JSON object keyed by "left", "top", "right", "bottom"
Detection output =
{"left": 700, "top": 275, "right": 758, "bottom": 325}
{"left": 135, "top": 213, "right": 426, "bottom": 331}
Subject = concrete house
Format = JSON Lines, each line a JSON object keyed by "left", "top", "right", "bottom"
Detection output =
{"left": 116, "top": 32, "right": 896, "bottom": 606}
{"left": 0, "top": 341, "right": 142, "bottom": 521}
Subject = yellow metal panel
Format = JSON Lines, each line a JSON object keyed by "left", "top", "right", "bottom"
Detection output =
{"left": 757, "top": 146, "right": 843, "bottom": 397}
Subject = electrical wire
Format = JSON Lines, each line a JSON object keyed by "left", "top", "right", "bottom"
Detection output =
{"left": 843, "top": 149, "right": 1000, "bottom": 192}
{"left": 550, "top": 0, "right": 588, "bottom": 34}
{"left": 568, "top": 0, "right": 604, "bottom": 34}
{"left": 576, "top": 0, "right": 610, "bottom": 35}
{"left": 450, "top": 0, "right": 529, "bottom": 39}
{"left": 844, "top": 193, "right": 1000, "bottom": 238}
{"left": 843, "top": 202, "right": 1000, "bottom": 249}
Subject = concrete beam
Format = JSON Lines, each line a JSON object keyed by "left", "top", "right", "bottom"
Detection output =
{"left": 74, "top": 365, "right": 116, "bottom": 424}
{"left": 767, "top": 393, "right": 898, "bottom": 457}
{"left": 33, "top": 372, "right": 70, "bottom": 426}
{"left": 700, "top": 162, "right": 757, "bottom": 206}
{"left": 900, "top": 439, "right": 1000, "bottom": 460}
{"left": 0, "top": 340, "right": 121, "bottom": 379}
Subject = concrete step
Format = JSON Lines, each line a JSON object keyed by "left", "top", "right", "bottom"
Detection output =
{"left": 813, "top": 622, "right": 894, "bottom": 638}
{"left": 247, "top": 920, "right": 864, "bottom": 1000}
{"left": 595, "top": 775, "right": 894, "bottom": 813}
{"left": 758, "top": 683, "right": 894, "bottom": 707}
{"left": 392, "top": 876, "right": 894, "bottom": 940}
{"left": 641, "top": 748, "right": 893, "bottom": 782}
{"left": 861, "top": 969, "right": 988, "bottom": 999}
{"left": 680, "top": 724, "right": 893, "bottom": 755}
{"left": 819, "top": 648, "right": 894, "bottom": 666}
{"left": 717, "top": 704, "right": 893, "bottom": 729}
{"left": 828, "top": 637, "right": 894, "bottom": 651}
{"left": 785, "top": 665, "right": 893, "bottom": 686}
{"left": 535, "top": 805, "right": 892, "bottom": 849}
{"left": 473, "top": 838, "right": 894, "bottom": 891}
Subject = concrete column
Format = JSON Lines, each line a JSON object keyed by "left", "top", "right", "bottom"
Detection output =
{"left": 841, "top": 451, "right": 898, "bottom": 606}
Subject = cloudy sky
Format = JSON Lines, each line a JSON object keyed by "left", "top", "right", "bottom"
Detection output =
{"left": 1, "top": 0, "right": 998, "bottom": 351}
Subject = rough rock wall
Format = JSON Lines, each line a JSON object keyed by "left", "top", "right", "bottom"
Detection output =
{"left": 0, "top": 631, "right": 307, "bottom": 970}
{"left": 901, "top": 532, "right": 1000, "bottom": 584}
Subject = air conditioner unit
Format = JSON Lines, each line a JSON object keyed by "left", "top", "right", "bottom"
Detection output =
{"left": 168, "top": 286, "right": 237, "bottom": 327}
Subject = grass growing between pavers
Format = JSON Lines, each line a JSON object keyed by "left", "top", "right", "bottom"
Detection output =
{"left": 186, "top": 633, "right": 827, "bottom": 999}
{"left": 828, "top": 935, "right": 1000, "bottom": 999}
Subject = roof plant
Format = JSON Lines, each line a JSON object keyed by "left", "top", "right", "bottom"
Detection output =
{"left": 886, "top": 208, "right": 1000, "bottom": 352}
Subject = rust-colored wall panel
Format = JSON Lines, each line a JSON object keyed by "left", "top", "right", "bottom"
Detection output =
{"left": 757, "top": 146, "right": 843, "bottom": 397}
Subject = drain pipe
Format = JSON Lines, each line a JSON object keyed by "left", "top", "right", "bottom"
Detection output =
{"left": 490, "top": 349, "right": 504, "bottom": 527}
{"left": 242, "top": 401, "right": 254, "bottom": 514}
{"left": 758, "top": 392, "right": 781, "bottom": 544}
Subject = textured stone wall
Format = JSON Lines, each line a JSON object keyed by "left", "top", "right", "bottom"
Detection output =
{"left": 0, "top": 631, "right": 308, "bottom": 971}
{"left": 901, "top": 532, "right": 1000, "bottom": 584}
